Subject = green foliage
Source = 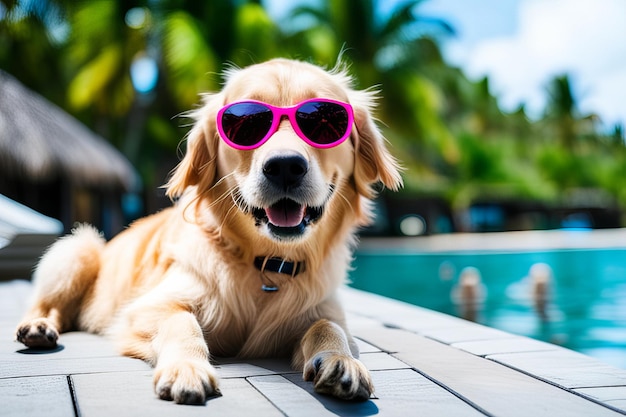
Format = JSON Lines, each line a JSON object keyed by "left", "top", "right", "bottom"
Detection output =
{"left": 232, "top": 3, "right": 280, "bottom": 62}
{"left": 69, "top": 44, "right": 129, "bottom": 113}
{"left": 1, "top": 0, "right": 624, "bottom": 219}
{"left": 162, "top": 11, "right": 220, "bottom": 108}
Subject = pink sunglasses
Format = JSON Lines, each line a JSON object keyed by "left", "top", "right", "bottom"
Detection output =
{"left": 216, "top": 98, "right": 354, "bottom": 150}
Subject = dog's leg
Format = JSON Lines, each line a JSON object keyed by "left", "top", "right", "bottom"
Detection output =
{"left": 16, "top": 225, "right": 103, "bottom": 348}
{"left": 300, "top": 319, "right": 374, "bottom": 401}
{"left": 152, "top": 311, "right": 219, "bottom": 404}
{"left": 114, "top": 275, "right": 219, "bottom": 405}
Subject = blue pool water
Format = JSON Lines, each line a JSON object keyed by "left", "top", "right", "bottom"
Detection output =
{"left": 349, "top": 247, "right": 626, "bottom": 368}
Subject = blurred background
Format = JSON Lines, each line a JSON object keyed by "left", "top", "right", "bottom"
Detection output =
{"left": 1, "top": 0, "right": 625, "bottom": 238}
{"left": 1, "top": 0, "right": 625, "bottom": 367}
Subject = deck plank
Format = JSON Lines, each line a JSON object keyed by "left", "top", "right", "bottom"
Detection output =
{"left": 0, "top": 332, "right": 120, "bottom": 362}
{"left": 340, "top": 285, "right": 470, "bottom": 333}
{"left": 247, "top": 375, "right": 339, "bottom": 417}
{"left": 488, "top": 350, "right": 626, "bottom": 388}
{"left": 396, "top": 345, "right": 625, "bottom": 417}
{"left": 280, "top": 369, "right": 490, "bottom": 417}
{"left": 451, "top": 336, "right": 561, "bottom": 356}
{"left": 352, "top": 324, "right": 625, "bottom": 417}
{"left": 71, "top": 372, "right": 283, "bottom": 417}
{"left": 575, "top": 386, "right": 626, "bottom": 407}
{"left": 367, "top": 369, "right": 487, "bottom": 417}
{"left": 358, "top": 351, "right": 412, "bottom": 371}
{"left": 1, "top": 355, "right": 150, "bottom": 379}
{"left": 2, "top": 280, "right": 626, "bottom": 416}
{"left": 0, "top": 376, "right": 75, "bottom": 417}
{"left": 420, "top": 324, "right": 517, "bottom": 344}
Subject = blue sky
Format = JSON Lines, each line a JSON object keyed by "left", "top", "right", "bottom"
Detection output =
{"left": 265, "top": 0, "right": 626, "bottom": 131}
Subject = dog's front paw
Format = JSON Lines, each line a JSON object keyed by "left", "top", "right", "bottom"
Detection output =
{"left": 16, "top": 318, "right": 59, "bottom": 348}
{"left": 304, "top": 352, "right": 374, "bottom": 401}
{"left": 154, "top": 359, "right": 220, "bottom": 405}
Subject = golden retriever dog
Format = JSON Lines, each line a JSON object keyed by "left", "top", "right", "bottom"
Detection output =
{"left": 15, "top": 58, "right": 402, "bottom": 404}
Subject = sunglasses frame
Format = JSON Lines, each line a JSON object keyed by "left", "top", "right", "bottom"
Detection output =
{"left": 216, "top": 98, "right": 354, "bottom": 150}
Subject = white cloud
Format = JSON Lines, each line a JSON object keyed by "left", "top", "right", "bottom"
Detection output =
{"left": 461, "top": 0, "right": 626, "bottom": 128}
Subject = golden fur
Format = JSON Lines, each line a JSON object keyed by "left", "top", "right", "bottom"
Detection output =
{"left": 16, "top": 58, "right": 402, "bottom": 404}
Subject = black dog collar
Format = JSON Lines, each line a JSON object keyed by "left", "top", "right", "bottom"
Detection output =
{"left": 254, "top": 256, "right": 305, "bottom": 292}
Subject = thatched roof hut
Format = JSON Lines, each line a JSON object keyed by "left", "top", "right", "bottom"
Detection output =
{"left": 0, "top": 70, "right": 135, "bottom": 189}
{"left": 0, "top": 70, "right": 139, "bottom": 238}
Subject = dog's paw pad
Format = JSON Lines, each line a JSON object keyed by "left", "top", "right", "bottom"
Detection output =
{"left": 304, "top": 353, "right": 374, "bottom": 401}
{"left": 154, "top": 360, "right": 220, "bottom": 405}
{"left": 16, "top": 318, "right": 59, "bottom": 348}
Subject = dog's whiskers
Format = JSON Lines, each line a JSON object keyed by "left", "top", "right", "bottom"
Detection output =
{"left": 212, "top": 186, "right": 252, "bottom": 231}
{"left": 230, "top": 188, "right": 250, "bottom": 214}
{"left": 210, "top": 171, "right": 236, "bottom": 190}
{"left": 218, "top": 195, "right": 245, "bottom": 230}
{"left": 208, "top": 189, "right": 236, "bottom": 210}
{"left": 205, "top": 174, "right": 239, "bottom": 209}
{"left": 335, "top": 186, "right": 355, "bottom": 214}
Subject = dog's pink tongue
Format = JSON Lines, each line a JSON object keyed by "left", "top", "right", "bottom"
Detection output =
{"left": 265, "top": 200, "right": 305, "bottom": 228}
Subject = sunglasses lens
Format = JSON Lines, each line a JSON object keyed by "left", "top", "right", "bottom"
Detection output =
{"left": 296, "top": 101, "right": 350, "bottom": 145}
{"left": 221, "top": 103, "right": 273, "bottom": 147}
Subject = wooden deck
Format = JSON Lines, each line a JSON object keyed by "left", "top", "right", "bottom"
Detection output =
{"left": 2, "top": 279, "right": 626, "bottom": 417}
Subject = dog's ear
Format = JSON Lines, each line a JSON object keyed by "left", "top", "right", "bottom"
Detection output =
{"left": 166, "top": 95, "right": 220, "bottom": 199}
{"left": 351, "top": 92, "right": 403, "bottom": 199}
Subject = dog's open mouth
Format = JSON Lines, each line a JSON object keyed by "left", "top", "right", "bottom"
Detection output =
{"left": 253, "top": 199, "right": 323, "bottom": 237}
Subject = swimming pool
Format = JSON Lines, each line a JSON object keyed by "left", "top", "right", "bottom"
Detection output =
{"left": 350, "top": 236, "right": 626, "bottom": 369}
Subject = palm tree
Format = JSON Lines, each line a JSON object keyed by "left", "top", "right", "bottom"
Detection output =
{"left": 0, "top": 0, "right": 69, "bottom": 105}
{"left": 61, "top": 1, "right": 282, "bottom": 177}
{"left": 544, "top": 75, "right": 577, "bottom": 149}
{"left": 287, "top": 0, "right": 460, "bottom": 180}
{"left": 543, "top": 74, "right": 599, "bottom": 150}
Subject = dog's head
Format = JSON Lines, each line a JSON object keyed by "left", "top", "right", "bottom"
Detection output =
{"left": 167, "top": 58, "right": 401, "bottom": 251}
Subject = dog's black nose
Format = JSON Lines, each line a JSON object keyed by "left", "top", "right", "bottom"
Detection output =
{"left": 263, "top": 153, "right": 309, "bottom": 190}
